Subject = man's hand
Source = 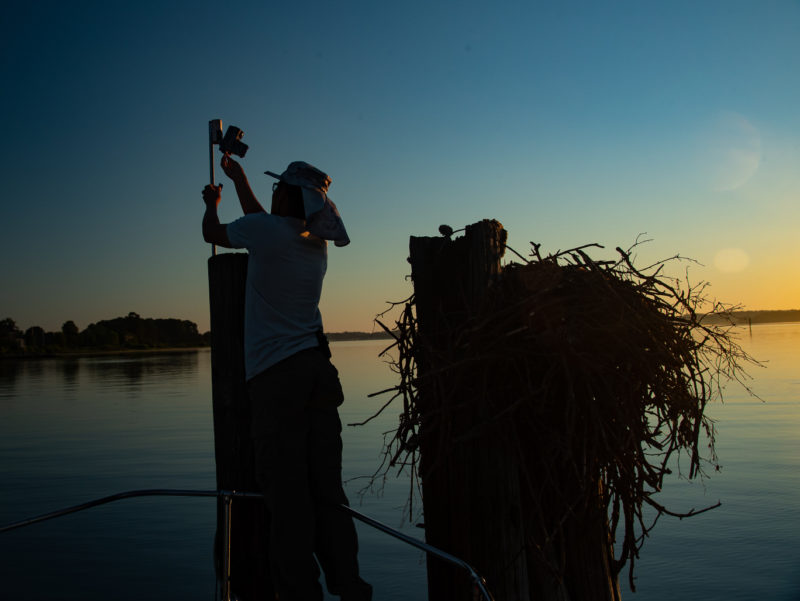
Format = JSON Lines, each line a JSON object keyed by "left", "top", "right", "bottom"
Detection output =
{"left": 202, "top": 183, "right": 222, "bottom": 208}
{"left": 220, "top": 155, "right": 266, "bottom": 214}
{"left": 202, "top": 184, "right": 231, "bottom": 248}
{"left": 221, "top": 155, "right": 245, "bottom": 183}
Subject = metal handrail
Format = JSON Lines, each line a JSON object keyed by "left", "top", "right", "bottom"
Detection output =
{"left": 0, "top": 488, "right": 495, "bottom": 601}
{"left": 344, "top": 503, "right": 496, "bottom": 601}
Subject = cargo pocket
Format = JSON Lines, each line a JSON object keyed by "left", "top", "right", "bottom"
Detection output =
{"left": 310, "top": 355, "right": 345, "bottom": 408}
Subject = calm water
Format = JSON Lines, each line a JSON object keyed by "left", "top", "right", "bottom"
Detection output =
{"left": 0, "top": 327, "right": 798, "bottom": 600}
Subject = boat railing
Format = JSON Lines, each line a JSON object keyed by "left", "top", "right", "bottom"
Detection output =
{"left": 0, "top": 488, "right": 495, "bottom": 601}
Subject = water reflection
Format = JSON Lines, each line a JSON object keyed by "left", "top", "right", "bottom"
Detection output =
{"left": 0, "top": 351, "right": 203, "bottom": 402}
{"left": 59, "top": 359, "right": 81, "bottom": 398}
{"left": 0, "top": 360, "right": 21, "bottom": 400}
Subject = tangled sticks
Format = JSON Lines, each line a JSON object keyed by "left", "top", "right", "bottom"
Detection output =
{"left": 369, "top": 239, "right": 757, "bottom": 592}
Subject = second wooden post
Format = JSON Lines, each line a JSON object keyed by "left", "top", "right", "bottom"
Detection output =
{"left": 208, "top": 252, "right": 272, "bottom": 600}
{"left": 409, "top": 220, "right": 530, "bottom": 601}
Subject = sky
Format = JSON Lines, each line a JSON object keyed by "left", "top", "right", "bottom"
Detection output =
{"left": 2, "top": 0, "right": 799, "bottom": 334}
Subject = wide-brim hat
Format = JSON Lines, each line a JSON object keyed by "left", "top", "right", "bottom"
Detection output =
{"left": 265, "top": 161, "right": 350, "bottom": 247}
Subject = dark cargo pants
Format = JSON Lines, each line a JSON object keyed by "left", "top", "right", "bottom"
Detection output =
{"left": 248, "top": 347, "right": 371, "bottom": 601}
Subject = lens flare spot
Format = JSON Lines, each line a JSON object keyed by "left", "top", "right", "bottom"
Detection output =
{"left": 714, "top": 248, "right": 750, "bottom": 273}
{"left": 697, "top": 111, "right": 761, "bottom": 192}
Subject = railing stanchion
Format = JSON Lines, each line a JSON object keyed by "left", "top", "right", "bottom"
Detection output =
{"left": 223, "top": 493, "right": 233, "bottom": 601}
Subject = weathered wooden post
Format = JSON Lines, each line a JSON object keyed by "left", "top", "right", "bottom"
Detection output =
{"left": 409, "top": 219, "right": 619, "bottom": 601}
{"left": 410, "top": 219, "right": 530, "bottom": 601}
{"left": 208, "top": 253, "right": 272, "bottom": 600}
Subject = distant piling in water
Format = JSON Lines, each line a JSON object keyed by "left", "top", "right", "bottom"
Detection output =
{"left": 207, "top": 253, "right": 272, "bottom": 599}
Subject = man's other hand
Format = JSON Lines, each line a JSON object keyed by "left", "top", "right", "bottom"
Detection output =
{"left": 221, "top": 155, "right": 245, "bottom": 183}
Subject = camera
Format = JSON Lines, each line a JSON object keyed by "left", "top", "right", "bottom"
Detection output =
{"left": 219, "top": 125, "right": 249, "bottom": 157}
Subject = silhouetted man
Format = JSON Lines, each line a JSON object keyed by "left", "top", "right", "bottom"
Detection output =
{"left": 202, "top": 155, "right": 371, "bottom": 601}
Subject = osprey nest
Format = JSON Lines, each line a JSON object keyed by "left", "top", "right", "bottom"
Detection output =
{"left": 366, "top": 237, "right": 757, "bottom": 589}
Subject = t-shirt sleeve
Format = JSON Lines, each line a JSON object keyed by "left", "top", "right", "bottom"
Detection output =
{"left": 227, "top": 214, "right": 268, "bottom": 249}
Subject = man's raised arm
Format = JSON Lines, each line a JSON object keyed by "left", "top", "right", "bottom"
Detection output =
{"left": 202, "top": 184, "right": 232, "bottom": 248}
{"left": 221, "top": 155, "right": 266, "bottom": 215}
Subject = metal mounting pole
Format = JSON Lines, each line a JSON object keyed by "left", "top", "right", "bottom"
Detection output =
{"left": 208, "top": 119, "right": 223, "bottom": 257}
{"left": 209, "top": 140, "right": 216, "bottom": 257}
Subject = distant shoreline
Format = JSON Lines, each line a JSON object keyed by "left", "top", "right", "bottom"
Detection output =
{"left": 700, "top": 310, "right": 800, "bottom": 326}
{"left": 327, "top": 331, "right": 395, "bottom": 342}
{"left": 2, "top": 317, "right": 796, "bottom": 360}
{"left": 0, "top": 332, "right": 395, "bottom": 360}
{"left": 1, "top": 346, "right": 209, "bottom": 360}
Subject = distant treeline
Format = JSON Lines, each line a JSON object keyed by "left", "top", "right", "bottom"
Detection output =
{"left": 701, "top": 309, "right": 800, "bottom": 325}
{"left": 3, "top": 308, "right": 795, "bottom": 357}
{"left": 0, "top": 313, "right": 397, "bottom": 357}
{"left": 0, "top": 312, "right": 208, "bottom": 356}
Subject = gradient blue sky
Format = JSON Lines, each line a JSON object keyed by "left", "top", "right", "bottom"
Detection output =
{"left": 2, "top": 1, "right": 799, "bottom": 333}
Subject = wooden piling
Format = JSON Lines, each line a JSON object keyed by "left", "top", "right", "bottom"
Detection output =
{"left": 408, "top": 219, "right": 619, "bottom": 601}
{"left": 410, "top": 220, "right": 530, "bottom": 601}
{"left": 208, "top": 253, "right": 272, "bottom": 600}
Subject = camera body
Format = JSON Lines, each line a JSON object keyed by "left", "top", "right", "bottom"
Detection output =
{"left": 219, "top": 126, "right": 249, "bottom": 157}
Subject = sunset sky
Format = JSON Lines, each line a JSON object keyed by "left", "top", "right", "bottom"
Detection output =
{"left": 2, "top": 1, "right": 799, "bottom": 334}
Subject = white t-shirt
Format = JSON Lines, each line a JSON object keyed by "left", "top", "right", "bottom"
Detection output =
{"left": 226, "top": 213, "right": 327, "bottom": 381}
